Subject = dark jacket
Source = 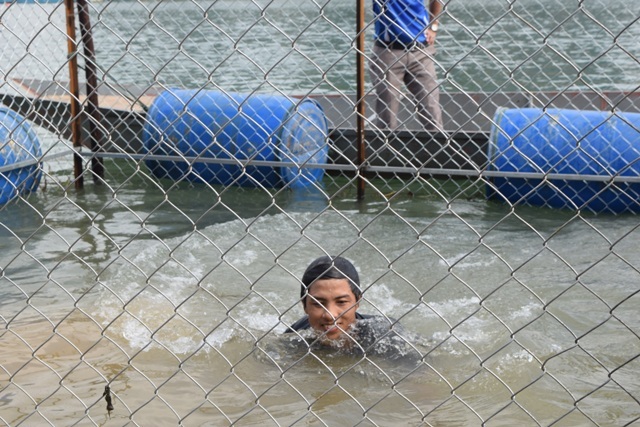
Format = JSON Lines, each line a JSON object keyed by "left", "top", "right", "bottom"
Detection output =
{"left": 282, "top": 313, "right": 425, "bottom": 363}
{"left": 284, "top": 312, "right": 375, "bottom": 334}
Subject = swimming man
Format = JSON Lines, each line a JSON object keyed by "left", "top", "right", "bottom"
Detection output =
{"left": 284, "top": 255, "right": 406, "bottom": 354}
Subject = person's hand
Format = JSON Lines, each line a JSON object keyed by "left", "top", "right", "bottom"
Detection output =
{"left": 426, "top": 29, "right": 437, "bottom": 45}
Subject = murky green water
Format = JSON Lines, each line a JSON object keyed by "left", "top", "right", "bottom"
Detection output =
{"left": 1, "top": 156, "right": 639, "bottom": 424}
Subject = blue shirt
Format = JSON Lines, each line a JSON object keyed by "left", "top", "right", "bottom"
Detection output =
{"left": 373, "top": 0, "right": 430, "bottom": 44}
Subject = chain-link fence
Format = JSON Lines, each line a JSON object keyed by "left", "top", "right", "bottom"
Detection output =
{"left": 1, "top": 0, "right": 639, "bottom": 425}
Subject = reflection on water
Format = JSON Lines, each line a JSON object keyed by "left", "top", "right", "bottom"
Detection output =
{"left": 2, "top": 0, "right": 639, "bottom": 93}
{"left": 89, "top": 0, "right": 640, "bottom": 93}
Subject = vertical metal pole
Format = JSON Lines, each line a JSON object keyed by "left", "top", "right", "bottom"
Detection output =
{"left": 356, "top": 0, "right": 366, "bottom": 200}
{"left": 77, "top": 0, "right": 105, "bottom": 183}
{"left": 63, "top": 0, "right": 84, "bottom": 189}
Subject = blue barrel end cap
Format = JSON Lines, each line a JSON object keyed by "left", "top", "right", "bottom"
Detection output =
{"left": 279, "top": 99, "right": 329, "bottom": 189}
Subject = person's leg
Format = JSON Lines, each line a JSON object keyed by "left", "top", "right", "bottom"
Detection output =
{"left": 369, "top": 45, "right": 406, "bottom": 130}
{"left": 404, "top": 46, "right": 443, "bottom": 131}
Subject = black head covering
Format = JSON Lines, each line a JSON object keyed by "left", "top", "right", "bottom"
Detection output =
{"left": 300, "top": 255, "right": 361, "bottom": 307}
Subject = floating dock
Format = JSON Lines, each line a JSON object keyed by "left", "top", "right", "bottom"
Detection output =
{"left": 2, "top": 79, "right": 640, "bottom": 177}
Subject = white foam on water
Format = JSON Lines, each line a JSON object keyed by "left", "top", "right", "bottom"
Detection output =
{"left": 362, "top": 282, "right": 411, "bottom": 314}
{"left": 509, "top": 302, "right": 540, "bottom": 322}
{"left": 92, "top": 210, "right": 593, "bottom": 363}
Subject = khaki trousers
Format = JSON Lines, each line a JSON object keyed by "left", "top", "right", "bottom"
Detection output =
{"left": 370, "top": 44, "right": 443, "bottom": 131}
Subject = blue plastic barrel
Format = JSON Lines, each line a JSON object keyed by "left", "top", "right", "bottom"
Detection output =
{"left": 0, "top": 107, "right": 42, "bottom": 205}
{"left": 486, "top": 108, "right": 640, "bottom": 213}
{"left": 143, "top": 89, "right": 329, "bottom": 189}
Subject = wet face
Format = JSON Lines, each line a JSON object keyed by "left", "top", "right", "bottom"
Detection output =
{"left": 304, "top": 278, "right": 360, "bottom": 342}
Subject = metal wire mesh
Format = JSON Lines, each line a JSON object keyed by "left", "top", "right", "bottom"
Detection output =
{"left": 1, "top": 0, "right": 639, "bottom": 425}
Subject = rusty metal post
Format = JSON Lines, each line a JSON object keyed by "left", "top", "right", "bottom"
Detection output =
{"left": 77, "top": 0, "right": 105, "bottom": 183}
{"left": 356, "top": 0, "right": 366, "bottom": 200}
{"left": 63, "top": 0, "right": 84, "bottom": 189}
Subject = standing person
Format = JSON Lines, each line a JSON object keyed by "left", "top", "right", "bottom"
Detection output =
{"left": 369, "top": 0, "right": 444, "bottom": 132}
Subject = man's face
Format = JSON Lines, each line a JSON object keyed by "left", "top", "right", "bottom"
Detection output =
{"left": 304, "top": 278, "right": 360, "bottom": 342}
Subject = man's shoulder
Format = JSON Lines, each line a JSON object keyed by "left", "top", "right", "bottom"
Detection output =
{"left": 284, "top": 312, "right": 387, "bottom": 333}
{"left": 284, "top": 315, "right": 311, "bottom": 333}
{"left": 283, "top": 313, "right": 403, "bottom": 335}
{"left": 356, "top": 312, "right": 375, "bottom": 320}
{"left": 356, "top": 313, "right": 399, "bottom": 328}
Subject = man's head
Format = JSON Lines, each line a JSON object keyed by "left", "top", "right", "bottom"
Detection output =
{"left": 300, "top": 256, "right": 362, "bottom": 341}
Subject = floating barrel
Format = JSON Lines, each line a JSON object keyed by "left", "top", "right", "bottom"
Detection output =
{"left": 0, "top": 107, "right": 42, "bottom": 206}
{"left": 143, "top": 89, "right": 329, "bottom": 189}
{"left": 486, "top": 108, "right": 640, "bottom": 214}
